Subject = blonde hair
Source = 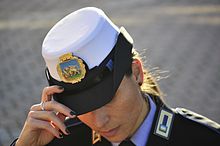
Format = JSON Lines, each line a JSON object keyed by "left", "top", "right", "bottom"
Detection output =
{"left": 131, "top": 49, "right": 162, "bottom": 98}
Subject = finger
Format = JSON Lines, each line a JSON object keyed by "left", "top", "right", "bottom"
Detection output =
{"left": 26, "top": 117, "right": 61, "bottom": 139}
{"left": 30, "top": 101, "right": 76, "bottom": 118}
{"left": 57, "top": 112, "right": 66, "bottom": 122}
{"left": 50, "top": 113, "right": 66, "bottom": 129}
{"left": 28, "top": 111, "right": 69, "bottom": 135}
{"left": 41, "top": 86, "right": 64, "bottom": 102}
{"left": 54, "top": 112, "right": 69, "bottom": 134}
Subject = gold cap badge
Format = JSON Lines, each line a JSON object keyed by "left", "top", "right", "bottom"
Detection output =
{"left": 57, "top": 53, "right": 86, "bottom": 84}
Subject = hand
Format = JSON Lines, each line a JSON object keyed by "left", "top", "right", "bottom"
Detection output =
{"left": 16, "top": 86, "right": 76, "bottom": 146}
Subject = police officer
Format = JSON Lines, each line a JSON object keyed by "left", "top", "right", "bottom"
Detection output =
{"left": 11, "top": 7, "right": 220, "bottom": 146}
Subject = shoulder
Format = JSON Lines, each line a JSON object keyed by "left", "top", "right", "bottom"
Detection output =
{"left": 169, "top": 107, "right": 220, "bottom": 144}
{"left": 174, "top": 107, "right": 220, "bottom": 132}
{"left": 148, "top": 105, "right": 220, "bottom": 146}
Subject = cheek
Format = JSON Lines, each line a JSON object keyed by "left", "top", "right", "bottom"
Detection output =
{"left": 112, "top": 88, "right": 141, "bottom": 120}
{"left": 119, "top": 97, "right": 141, "bottom": 121}
{"left": 115, "top": 80, "right": 143, "bottom": 121}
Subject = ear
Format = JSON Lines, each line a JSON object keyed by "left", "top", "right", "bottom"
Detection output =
{"left": 131, "top": 59, "right": 144, "bottom": 86}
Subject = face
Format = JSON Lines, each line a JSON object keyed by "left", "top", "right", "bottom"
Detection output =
{"left": 78, "top": 60, "right": 149, "bottom": 142}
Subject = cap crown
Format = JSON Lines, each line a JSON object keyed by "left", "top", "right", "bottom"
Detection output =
{"left": 42, "top": 7, "right": 119, "bottom": 82}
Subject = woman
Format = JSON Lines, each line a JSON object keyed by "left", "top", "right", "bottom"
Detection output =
{"left": 11, "top": 7, "right": 220, "bottom": 146}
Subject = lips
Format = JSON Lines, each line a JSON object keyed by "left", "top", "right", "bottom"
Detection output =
{"left": 99, "top": 126, "right": 120, "bottom": 138}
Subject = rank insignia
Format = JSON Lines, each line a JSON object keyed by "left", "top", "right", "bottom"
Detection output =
{"left": 154, "top": 108, "right": 174, "bottom": 140}
{"left": 92, "top": 130, "right": 101, "bottom": 144}
{"left": 57, "top": 53, "right": 86, "bottom": 84}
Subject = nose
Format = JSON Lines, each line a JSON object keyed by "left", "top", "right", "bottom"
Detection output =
{"left": 91, "top": 107, "right": 110, "bottom": 129}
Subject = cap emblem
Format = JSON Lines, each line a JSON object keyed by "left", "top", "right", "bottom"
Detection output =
{"left": 57, "top": 53, "right": 86, "bottom": 84}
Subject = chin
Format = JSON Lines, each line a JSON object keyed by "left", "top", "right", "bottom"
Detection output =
{"left": 103, "top": 134, "right": 127, "bottom": 143}
{"left": 105, "top": 137, "right": 122, "bottom": 143}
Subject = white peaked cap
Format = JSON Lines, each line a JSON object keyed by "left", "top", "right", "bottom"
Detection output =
{"left": 42, "top": 7, "right": 120, "bottom": 81}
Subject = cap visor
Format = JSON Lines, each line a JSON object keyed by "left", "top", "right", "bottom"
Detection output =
{"left": 54, "top": 73, "right": 114, "bottom": 115}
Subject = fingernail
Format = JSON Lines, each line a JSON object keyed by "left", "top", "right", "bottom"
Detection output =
{"left": 66, "top": 128, "right": 71, "bottom": 135}
{"left": 59, "top": 133, "right": 63, "bottom": 139}
{"left": 70, "top": 111, "right": 76, "bottom": 116}
{"left": 58, "top": 86, "right": 64, "bottom": 90}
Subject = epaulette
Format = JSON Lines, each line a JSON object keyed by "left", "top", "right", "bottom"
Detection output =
{"left": 175, "top": 107, "right": 220, "bottom": 132}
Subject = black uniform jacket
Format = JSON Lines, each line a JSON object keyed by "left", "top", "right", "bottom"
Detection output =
{"left": 11, "top": 96, "right": 220, "bottom": 146}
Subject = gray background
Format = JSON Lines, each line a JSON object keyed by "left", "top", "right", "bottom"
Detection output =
{"left": 0, "top": 0, "right": 220, "bottom": 145}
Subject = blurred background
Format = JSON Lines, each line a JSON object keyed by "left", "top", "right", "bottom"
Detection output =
{"left": 0, "top": 0, "right": 220, "bottom": 145}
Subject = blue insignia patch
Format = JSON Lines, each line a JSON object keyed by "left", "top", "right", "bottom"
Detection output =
{"left": 154, "top": 108, "right": 174, "bottom": 140}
